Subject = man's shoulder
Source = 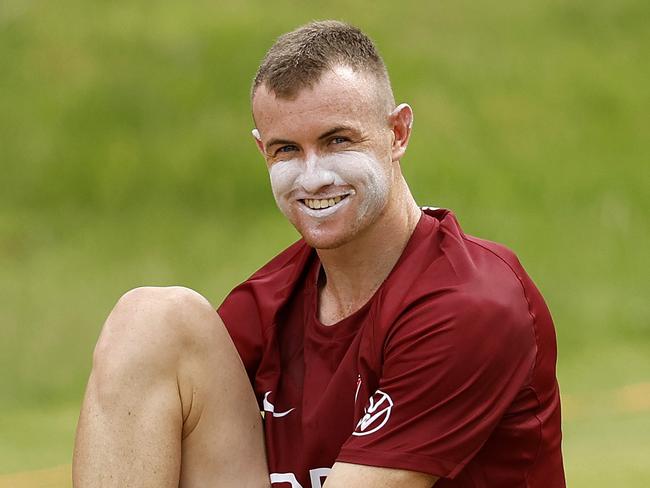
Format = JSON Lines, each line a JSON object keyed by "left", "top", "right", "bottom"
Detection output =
{"left": 374, "top": 225, "right": 538, "bottom": 373}
{"left": 393, "top": 209, "right": 529, "bottom": 308}
{"left": 379, "top": 210, "right": 538, "bottom": 339}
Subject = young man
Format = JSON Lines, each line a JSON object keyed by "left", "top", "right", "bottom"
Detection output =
{"left": 74, "top": 21, "right": 565, "bottom": 488}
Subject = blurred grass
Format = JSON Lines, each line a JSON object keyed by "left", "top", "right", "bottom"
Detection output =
{"left": 1, "top": 0, "right": 649, "bottom": 485}
{"left": 0, "top": 405, "right": 77, "bottom": 475}
{"left": 0, "top": 464, "right": 71, "bottom": 488}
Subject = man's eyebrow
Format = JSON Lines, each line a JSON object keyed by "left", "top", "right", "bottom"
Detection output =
{"left": 318, "top": 126, "right": 357, "bottom": 140}
{"left": 266, "top": 138, "right": 297, "bottom": 148}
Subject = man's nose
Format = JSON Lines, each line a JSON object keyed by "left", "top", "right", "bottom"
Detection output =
{"left": 297, "top": 157, "right": 335, "bottom": 194}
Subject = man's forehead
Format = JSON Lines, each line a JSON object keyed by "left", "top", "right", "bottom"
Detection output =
{"left": 256, "top": 65, "right": 374, "bottom": 103}
{"left": 252, "top": 66, "right": 381, "bottom": 136}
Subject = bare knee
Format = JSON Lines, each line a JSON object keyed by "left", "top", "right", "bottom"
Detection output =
{"left": 91, "top": 286, "right": 221, "bottom": 398}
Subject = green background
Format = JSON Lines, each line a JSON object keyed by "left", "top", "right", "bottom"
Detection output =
{"left": 1, "top": 0, "right": 649, "bottom": 485}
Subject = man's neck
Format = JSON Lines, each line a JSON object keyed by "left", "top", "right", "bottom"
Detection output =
{"left": 316, "top": 184, "right": 421, "bottom": 325}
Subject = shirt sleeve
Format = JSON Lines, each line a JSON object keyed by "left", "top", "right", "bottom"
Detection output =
{"left": 337, "top": 284, "right": 538, "bottom": 479}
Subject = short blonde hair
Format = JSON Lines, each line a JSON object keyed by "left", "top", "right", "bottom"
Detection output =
{"left": 252, "top": 20, "right": 394, "bottom": 108}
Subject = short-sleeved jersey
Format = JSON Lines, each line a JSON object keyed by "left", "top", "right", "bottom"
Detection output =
{"left": 218, "top": 208, "right": 565, "bottom": 488}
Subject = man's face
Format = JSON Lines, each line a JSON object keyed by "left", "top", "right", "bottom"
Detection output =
{"left": 252, "top": 66, "right": 396, "bottom": 249}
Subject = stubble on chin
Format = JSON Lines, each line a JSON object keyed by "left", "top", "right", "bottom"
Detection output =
{"left": 299, "top": 217, "right": 364, "bottom": 250}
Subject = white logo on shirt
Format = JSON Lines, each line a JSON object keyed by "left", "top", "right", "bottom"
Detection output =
{"left": 352, "top": 389, "right": 394, "bottom": 436}
{"left": 270, "top": 467, "right": 330, "bottom": 488}
{"left": 263, "top": 391, "right": 295, "bottom": 418}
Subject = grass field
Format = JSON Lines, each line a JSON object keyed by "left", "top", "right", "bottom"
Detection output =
{"left": 1, "top": 0, "right": 649, "bottom": 486}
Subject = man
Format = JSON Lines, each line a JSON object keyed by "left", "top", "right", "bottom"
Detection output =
{"left": 73, "top": 21, "right": 565, "bottom": 487}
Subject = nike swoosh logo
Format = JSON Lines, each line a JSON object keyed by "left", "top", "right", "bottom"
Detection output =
{"left": 263, "top": 391, "right": 295, "bottom": 418}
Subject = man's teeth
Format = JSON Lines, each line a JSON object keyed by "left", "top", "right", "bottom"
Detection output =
{"left": 304, "top": 195, "right": 343, "bottom": 210}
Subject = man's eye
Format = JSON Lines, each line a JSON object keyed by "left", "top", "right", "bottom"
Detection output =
{"left": 276, "top": 145, "right": 297, "bottom": 154}
{"left": 332, "top": 137, "right": 349, "bottom": 144}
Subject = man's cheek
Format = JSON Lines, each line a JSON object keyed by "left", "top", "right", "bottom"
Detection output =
{"left": 269, "top": 160, "right": 300, "bottom": 200}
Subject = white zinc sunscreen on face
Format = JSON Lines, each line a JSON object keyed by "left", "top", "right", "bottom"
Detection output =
{"left": 269, "top": 151, "right": 391, "bottom": 224}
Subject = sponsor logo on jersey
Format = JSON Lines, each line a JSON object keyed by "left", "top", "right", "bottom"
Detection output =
{"left": 263, "top": 391, "right": 295, "bottom": 418}
{"left": 352, "top": 389, "right": 393, "bottom": 436}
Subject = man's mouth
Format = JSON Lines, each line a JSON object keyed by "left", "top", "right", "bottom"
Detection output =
{"left": 301, "top": 194, "right": 349, "bottom": 210}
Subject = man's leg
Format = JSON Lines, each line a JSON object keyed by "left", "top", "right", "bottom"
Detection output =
{"left": 73, "top": 286, "right": 269, "bottom": 488}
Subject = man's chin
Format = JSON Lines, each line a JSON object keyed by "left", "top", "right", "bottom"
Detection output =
{"left": 297, "top": 227, "right": 352, "bottom": 250}
{"left": 302, "top": 235, "right": 345, "bottom": 250}
{"left": 286, "top": 211, "right": 360, "bottom": 250}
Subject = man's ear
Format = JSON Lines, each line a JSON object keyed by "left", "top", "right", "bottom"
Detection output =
{"left": 388, "top": 103, "right": 413, "bottom": 162}
{"left": 251, "top": 128, "right": 265, "bottom": 155}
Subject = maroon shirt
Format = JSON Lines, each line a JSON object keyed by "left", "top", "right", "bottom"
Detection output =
{"left": 218, "top": 208, "right": 565, "bottom": 488}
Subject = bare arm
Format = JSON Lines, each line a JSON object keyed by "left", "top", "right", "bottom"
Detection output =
{"left": 323, "top": 462, "right": 438, "bottom": 488}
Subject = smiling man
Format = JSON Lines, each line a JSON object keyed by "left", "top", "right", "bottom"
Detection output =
{"left": 73, "top": 21, "right": 565, "bottom": 488}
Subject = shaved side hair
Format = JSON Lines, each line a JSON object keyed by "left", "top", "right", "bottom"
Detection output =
{"left": 252, "top": 20, "right": 395, "bottom": 113}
